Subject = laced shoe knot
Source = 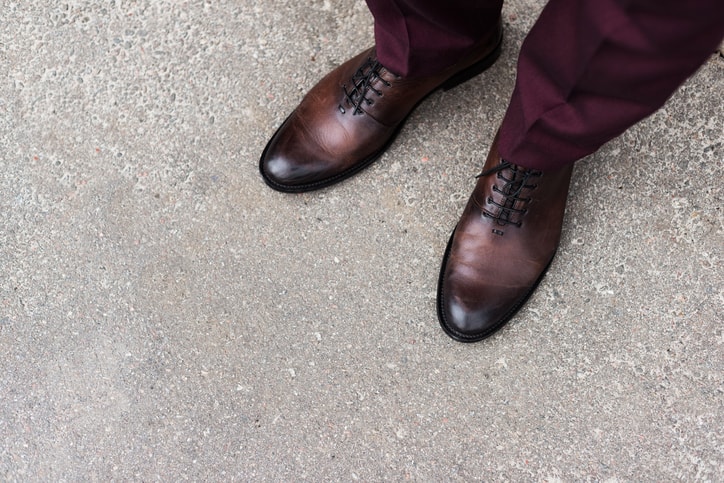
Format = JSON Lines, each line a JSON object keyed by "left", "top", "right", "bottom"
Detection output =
{"left": 476, "top": 159, "right": 542, "bottom": 235}
{"left": 339, "top": 57, "right": 394, "bottom": 115}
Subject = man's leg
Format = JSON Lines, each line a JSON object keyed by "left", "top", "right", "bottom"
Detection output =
{"left": 259, "top": 0, "right": 503, "bottom": 192}
{"left": 499, "top": 0, "right": 724, "bottom": 171}
{"left": 367, "top": 0, "right": 503, "bottom": 78}
{"left": 438, "top": 0, "right": 724, "bottom": 342}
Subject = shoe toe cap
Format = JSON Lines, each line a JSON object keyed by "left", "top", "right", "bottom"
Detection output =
{"left": 260, "top": 140, "right": 331, "bottom": 191}
{"left": 262, "top": 152, "right": 297, "bottom": 183}
{"left": 441, "top": 296, "right": 503, "bottom": 342}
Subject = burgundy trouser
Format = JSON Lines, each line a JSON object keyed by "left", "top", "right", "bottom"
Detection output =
{"left": 366, "top": 0, "right": 724, "bottom": 170}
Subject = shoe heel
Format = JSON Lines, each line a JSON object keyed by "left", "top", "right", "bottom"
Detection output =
{"left": 441, "top": 36, "right": 503, "bottom": 92}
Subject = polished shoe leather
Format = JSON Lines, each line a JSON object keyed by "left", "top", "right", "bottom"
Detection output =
{"left": 437, "top": 135, "right": 573, "bottom": 342}
{"left": 260, "top": 20, "right": 503, "bottom": 192}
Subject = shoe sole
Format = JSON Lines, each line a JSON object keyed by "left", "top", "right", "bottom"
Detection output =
{"left": 259, "top": 34, "right": 503, "bottom": 193}
{"left": 436, "top": 226, "right": 557, "bottom": 343}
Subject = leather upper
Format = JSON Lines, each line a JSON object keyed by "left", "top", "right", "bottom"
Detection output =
{"left": 259, "top": 20, "right": 503, "bottom": 192}
{"left": 437, "top": 134, "right": 573, "bottom": 341}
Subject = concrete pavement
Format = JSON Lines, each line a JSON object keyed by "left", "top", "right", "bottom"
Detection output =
{"left": 1, "top": 1, "right": 723, "bottom": 480}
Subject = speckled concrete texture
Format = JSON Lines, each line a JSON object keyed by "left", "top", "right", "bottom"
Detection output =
{"left": 1, "top": 1, "right": 722, "bottom": 480}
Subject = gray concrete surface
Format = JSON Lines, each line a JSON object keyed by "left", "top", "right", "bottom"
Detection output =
{"left": 1, "top": 1, "right": 722, "bottom": 480}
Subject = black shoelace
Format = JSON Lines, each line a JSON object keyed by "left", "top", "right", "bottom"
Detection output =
{"left": 477, "top": 160, "right": 542, "bottom": 233}
{"left": 339, "top": 57, "right": 391, "bottom": 115}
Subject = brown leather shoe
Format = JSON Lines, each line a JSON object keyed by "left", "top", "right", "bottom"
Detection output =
{"left": 437, "top": 134, "right": 573, "bottom": 342}
{"left": 259, "top": 20, "right": 503, "bottom": 192}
